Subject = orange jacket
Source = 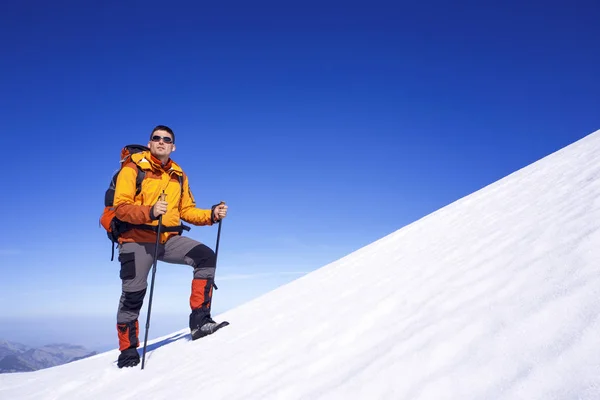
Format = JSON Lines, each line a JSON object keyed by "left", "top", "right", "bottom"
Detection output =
{"left": 113, "top": 150, "right": 214, "bottom": 244}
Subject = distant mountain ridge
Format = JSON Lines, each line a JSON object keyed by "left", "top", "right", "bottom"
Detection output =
{"left": 0, "top": 340, "right": 97, "bottom": 373}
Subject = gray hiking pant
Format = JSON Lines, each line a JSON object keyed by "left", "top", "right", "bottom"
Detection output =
{"left": 116, "top": 235, "right": 216, "bottom": 324}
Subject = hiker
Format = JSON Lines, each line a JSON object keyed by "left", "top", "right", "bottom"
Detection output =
{"left": 111, "top": 125, "right": 228, "bottom": 368}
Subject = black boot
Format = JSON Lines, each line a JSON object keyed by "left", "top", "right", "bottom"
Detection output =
{"left": 117, "top": 348, "right": 140, "bottom": 368}
{"left": 189, "top": 309, "right": 229, "bottom": 340}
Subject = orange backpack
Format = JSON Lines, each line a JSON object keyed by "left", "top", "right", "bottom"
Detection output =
{"left": 99, "top": 144, "right": 151, "bottom": 259}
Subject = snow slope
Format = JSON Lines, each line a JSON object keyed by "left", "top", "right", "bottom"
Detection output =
{"left": 1, "top": 130, "right": 600, "bottom": 399}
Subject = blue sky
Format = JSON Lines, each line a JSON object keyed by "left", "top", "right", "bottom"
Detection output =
{"left": 0, "top": 1, "right": 598, "bottom": 351}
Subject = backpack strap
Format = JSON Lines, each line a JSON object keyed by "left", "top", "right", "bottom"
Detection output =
{"left": 135, "top": 165, "right": 145, "bottom": 195}
{"left": 118, "top": 222, "right": 191, "bottom": 233}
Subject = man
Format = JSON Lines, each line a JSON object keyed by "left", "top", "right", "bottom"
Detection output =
{"left": 112, "top": 125, "right": 228, "bottom": 368}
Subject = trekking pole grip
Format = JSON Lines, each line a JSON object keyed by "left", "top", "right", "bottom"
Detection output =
{"left": 157, "top": 192, "right": 167, "bottom": 224}
{"left": 214, "top": 201, "right": 225, "bottom": 264}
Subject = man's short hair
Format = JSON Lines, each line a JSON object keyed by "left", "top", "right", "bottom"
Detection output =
{"left": 150, "top": 125, "right": 175, "bottom": 143}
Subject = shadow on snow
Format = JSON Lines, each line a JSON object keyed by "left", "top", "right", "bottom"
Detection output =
{"left": 141, "top": 331, "right": 192, "bottom": 353}
{"left": 112, "top": 331, "right": 191, "bottom": 367}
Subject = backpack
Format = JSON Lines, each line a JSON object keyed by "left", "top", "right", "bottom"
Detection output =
{"left": 100, "top": 144, "right": 189, "bottom": 260}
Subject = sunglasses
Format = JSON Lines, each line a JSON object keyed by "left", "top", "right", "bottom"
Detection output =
{"left": 151, "top": 135, "right": 173, "bottom": 144}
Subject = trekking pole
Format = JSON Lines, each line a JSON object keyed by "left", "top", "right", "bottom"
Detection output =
{"left": 214, "top": 201, "right": 225, "bottom": 262}
{"left": 141, "top": 191, "right": 166, "bottom": 370}
{"left": 211, "top": 201, "right": 225, "bottom": 292}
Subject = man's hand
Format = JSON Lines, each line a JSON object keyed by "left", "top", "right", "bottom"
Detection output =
{"left": 213, "top": 203, "right": 228, "bottom": 221}
{"left": 152, "top": 200, "right": 168, "bottom": 219}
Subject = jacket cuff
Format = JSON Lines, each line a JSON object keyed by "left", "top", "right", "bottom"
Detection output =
{"left": 149, "top": 205, "right": 158, "bottom": 221}
{"left": 211, "top": 203, "right": 220, "bottom": 223}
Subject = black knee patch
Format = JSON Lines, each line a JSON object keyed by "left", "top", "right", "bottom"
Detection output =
{"left": 121, "top": 288, "right": 146, "bottom": 314}
{"left": 185, "top": 244, "right": 216, "bottom": 269}
{"left": 118, "top": 252, "right": 136, "bottom": 280}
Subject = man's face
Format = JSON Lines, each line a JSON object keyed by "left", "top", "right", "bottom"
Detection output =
{"left": 148, "top": 130, "right": 175, "bottom": 160}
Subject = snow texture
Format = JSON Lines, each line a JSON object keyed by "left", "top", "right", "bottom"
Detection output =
{"left": 1, "top": 130, "right": 599, "bottom": 399}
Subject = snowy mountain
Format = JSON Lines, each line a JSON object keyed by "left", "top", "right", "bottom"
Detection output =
{"left": 0, "top": 341, "right": 97, "bottom": 373}
{"left": 0, "top": 340, "right": 29, "bottom": 360}
{"left": 1, "top": 129, "right": 599, "bottom": 399}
